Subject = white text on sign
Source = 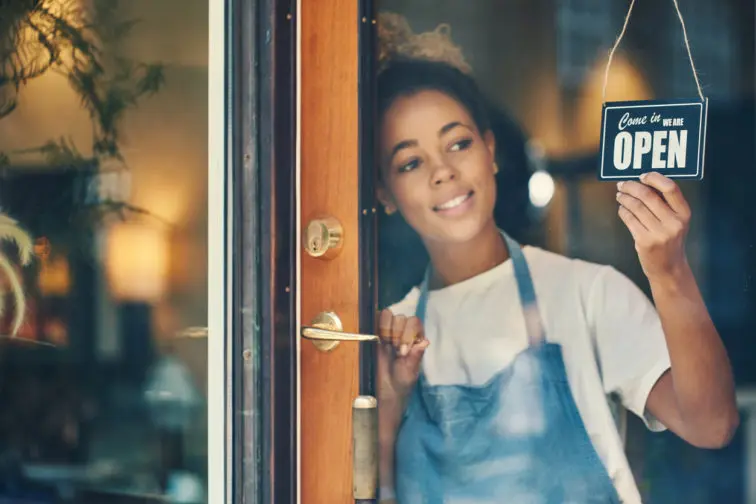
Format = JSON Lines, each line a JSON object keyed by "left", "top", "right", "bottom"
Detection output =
{"left": 613, "top": 112, "right": 688, "bottom": 171}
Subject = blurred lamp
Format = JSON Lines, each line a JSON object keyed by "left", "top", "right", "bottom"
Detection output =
{"left": 105, "top": 221, "right": 169, "bottom": 383}
{"left": 106, "top": 222, "right": 168, "bottom": 303}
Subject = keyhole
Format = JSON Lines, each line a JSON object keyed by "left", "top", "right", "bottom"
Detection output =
{"left": 310, "top": 235, "right": 323, "bottom": 253}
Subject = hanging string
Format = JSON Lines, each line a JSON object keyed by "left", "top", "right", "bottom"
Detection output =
{"left": 671, "top": 0, "right": 705, "bottom": 100}
{"left": 602, "top": 0, "right": 637, "bottom": 102}
{"left": 602, "top": 0, "right": 705, "bottom": 103}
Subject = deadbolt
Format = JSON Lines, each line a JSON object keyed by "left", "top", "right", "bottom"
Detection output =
{"left": 303, "top": 216, "right": 343, "bottom": 259}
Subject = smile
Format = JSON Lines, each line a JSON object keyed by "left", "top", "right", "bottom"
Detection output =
{"left": 433, "top": 191, "right": 474, "bottom": 212}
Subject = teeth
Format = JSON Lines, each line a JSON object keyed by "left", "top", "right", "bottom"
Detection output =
{"left": 437, "top": 193, "right": 470, "bottom": 210}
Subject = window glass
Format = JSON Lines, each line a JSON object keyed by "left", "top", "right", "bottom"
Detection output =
{"left": 375, "top": 2, "right": 754, "bottom": 502}
{"left": 0, "top": 1, "right": 210, "bottom": 502}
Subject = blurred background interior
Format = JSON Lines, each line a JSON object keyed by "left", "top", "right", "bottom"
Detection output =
{"left": 377, "top": 1, "right": 755, "bottom": 503}
{"left": 0, "top": 0, "right": 753, "bottom": 503}
{"left": 0, "top": 0, "right": 209, "bottom": 502}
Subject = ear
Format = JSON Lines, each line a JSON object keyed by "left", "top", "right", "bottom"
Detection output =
{"left": 483, "top": 130, "right": 496, "bottom": 160}
{"left": 377, "top": 185, "right": 397, "bottom": 214}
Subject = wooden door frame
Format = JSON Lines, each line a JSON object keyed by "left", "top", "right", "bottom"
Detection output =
{"left": 239, "top": 0, "right": 379, "bottom": 502}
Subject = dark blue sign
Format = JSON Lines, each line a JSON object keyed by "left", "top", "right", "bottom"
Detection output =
{"left": 598, "top": 98, "right": 708, "bottom": 181}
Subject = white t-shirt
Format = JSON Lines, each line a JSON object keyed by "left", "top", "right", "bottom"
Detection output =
{"left": 388, "top": 246, "right": 671, "bottom": 504}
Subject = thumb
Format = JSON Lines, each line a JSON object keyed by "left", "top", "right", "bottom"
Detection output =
{"left": 404, "top": 339, "right": 429, "bottom": 371}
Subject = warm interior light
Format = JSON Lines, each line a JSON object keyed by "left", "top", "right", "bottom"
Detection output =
{"left": 106, "top": 222, "right": 169, "bottom": 303}
{"left": 529, "top": 170, "right": 556, "bottom": 208}
{"left": 38, "top": 256, "right": 71, "bottom": 296}
{"left": 571, "top": 53, "right": 654, "bottom": 154}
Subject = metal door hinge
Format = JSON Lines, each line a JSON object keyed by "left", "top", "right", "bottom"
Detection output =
{"left": 353, "top": 396, "right": 378, "bottom": 502}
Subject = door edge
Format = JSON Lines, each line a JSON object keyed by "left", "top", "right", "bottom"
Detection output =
{"left": 259, "top": 0, "right": 299, "bottom": 502}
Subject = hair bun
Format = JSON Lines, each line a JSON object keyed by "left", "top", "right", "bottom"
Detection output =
{"left": 377, "top": 12, "right": 471, "bottom": 74}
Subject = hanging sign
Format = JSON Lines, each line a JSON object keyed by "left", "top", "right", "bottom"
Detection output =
{"left": 598, "top": 0, "right": 708, "bottom": 181}
{"left": 598, "top": 98, "right": 708, "bottom": 181}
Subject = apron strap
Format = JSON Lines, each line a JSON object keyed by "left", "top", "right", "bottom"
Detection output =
{"left": 501, "top": 232, "right": 545, "bottom": 347}
{"left": 415, "top": 231, "right": 546, "bottom": 347}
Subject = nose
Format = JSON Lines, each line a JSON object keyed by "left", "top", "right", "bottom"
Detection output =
{"left": 430, "top": 161, "right": 457, "bottom": 186}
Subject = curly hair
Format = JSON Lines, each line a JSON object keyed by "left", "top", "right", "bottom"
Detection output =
{"left": 376, "top": 13, "right": 490, "bottom": 169}
{"left": 377, "top": 12, "right": 472, "bottom": 75}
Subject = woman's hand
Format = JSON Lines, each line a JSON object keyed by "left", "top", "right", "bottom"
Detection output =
{"left": 377, "top": 309, "right": 429, "bottom": 490}
{"left": 617, "top": 172, "right": 739, "bottom": 448}
{"left": 616, "top": 172, "right": 692, "bottom": 282}
{"left": 377, "top": 309, "right": 429, "bottom": 408}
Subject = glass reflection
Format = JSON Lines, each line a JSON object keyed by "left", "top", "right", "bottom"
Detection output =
{"left": 376, "top": 3, "right": 754, "bottom": 503}
{"left": 0, "top": 0, "right": 209, "bottom": 502}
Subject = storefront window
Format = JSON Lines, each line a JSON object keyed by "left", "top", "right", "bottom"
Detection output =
{"left": 0, "top": 1, "right": 211, "bottom": 502}
{"left": 376, "top": 1, "right": 754, "bottom": 502}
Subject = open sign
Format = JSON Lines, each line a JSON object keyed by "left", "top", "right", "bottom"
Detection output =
{"left": 598, "top": 99, "right": 708, "bottom": 181}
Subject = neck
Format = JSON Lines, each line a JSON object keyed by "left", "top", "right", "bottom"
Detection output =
{"left": 424, "top": 220, "right": 510, "bottom": 290}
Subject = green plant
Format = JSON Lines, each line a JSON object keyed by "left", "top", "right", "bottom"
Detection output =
{"left": 0, "top": 0, "right": 167, "bottom": 240}
{"left": 0, "top": 0, "right": 165, "bottom": 164}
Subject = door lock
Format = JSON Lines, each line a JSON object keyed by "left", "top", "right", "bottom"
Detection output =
{"left": 303, "top": 216, "right": 343, "bottom": 259}
{"left": 301, "top": 312, "right": 379, "bottom": 352}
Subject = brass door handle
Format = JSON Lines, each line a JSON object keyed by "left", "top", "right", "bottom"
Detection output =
{"left": 301, "top": 311, "right": 378, "bottom": 352}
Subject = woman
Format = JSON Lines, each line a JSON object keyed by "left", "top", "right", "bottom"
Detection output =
{"left": 376, "top": 14, "right": 739, "bottom": 504}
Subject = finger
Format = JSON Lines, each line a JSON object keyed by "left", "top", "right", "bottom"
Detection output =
{"left": 617, "top": 180, "right": 676, "bottom": 223}
{"left": 391, "top": 315, "right": 407, "bottom": 349}
{"left": 398, "top": 316, "right": 422, "bottom": 356}
{"left": 378, "top": 309, "right": 394, "bottom": 345}
{"left": 639, "top": 172, "right": 691, "bottom": 219}
{"left": 377, "top": 342, "right": 394, "bottom": 371}
{"left": 618, "top": 204, "right": 647, "bottom": 242}
{"left": 616, "top": 192, "right": 664, "bottom": 233}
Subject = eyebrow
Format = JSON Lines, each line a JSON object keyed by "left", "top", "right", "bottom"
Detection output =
{"left": 388, "top": 121, "right": 471, "bottom": 161}
{"left": 439, "top": 121, "right": 466, "bottom": 135}
{"left": 389, "top": 139, "right": 418, "bottom": 160}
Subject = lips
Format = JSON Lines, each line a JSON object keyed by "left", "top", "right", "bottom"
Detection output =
{"left": 433, "top": 191, "right": 474, "bottom": 212}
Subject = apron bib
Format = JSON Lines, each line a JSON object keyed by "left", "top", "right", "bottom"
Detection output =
{"left": 394, "top": 232, "right": 621, "bottom": 504}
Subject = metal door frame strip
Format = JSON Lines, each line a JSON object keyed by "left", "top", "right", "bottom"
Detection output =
{"left": 358, "top": 0, "right": 378, "bottom": 401}
{"left": 208, "top": 0, "right": 232, "bottom": 502}
{"left": 260, "top": 0, "right": 299, "bottom": 502}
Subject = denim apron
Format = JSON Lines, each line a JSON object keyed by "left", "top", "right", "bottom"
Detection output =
{"left": 394, "top": 232, "right": 622, "bottom": 504}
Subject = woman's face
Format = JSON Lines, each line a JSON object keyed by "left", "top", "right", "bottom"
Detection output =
{"left": 379, "top": 89, "right": 498, "bottom": 246}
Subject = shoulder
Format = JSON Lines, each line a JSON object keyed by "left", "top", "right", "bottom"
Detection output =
{"left": 522, "top": 246, "right": 611, "bottom": 289}
{"left": 522, "top": 247, "right": 649, "bottom": 315}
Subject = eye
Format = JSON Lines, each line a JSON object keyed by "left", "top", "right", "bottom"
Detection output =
{"left": 449, "top": 138, "right": 473, "bottom": 152}
{"left": 397, "top": 158, "right": 421, "bottom": 173}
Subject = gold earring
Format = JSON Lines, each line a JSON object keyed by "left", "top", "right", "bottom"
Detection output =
{"left": 384, "top": 206, "right": 396, "bottom": 215}
{"left": 493, "top": 162, "right": 499, "bottom": 174}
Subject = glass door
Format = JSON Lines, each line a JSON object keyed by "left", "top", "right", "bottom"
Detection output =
{"left": 0, "top": 0, "right": 237, "bottom": 502}
{"left": 288, "top": 1, "right": 756, "bottom": 504}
